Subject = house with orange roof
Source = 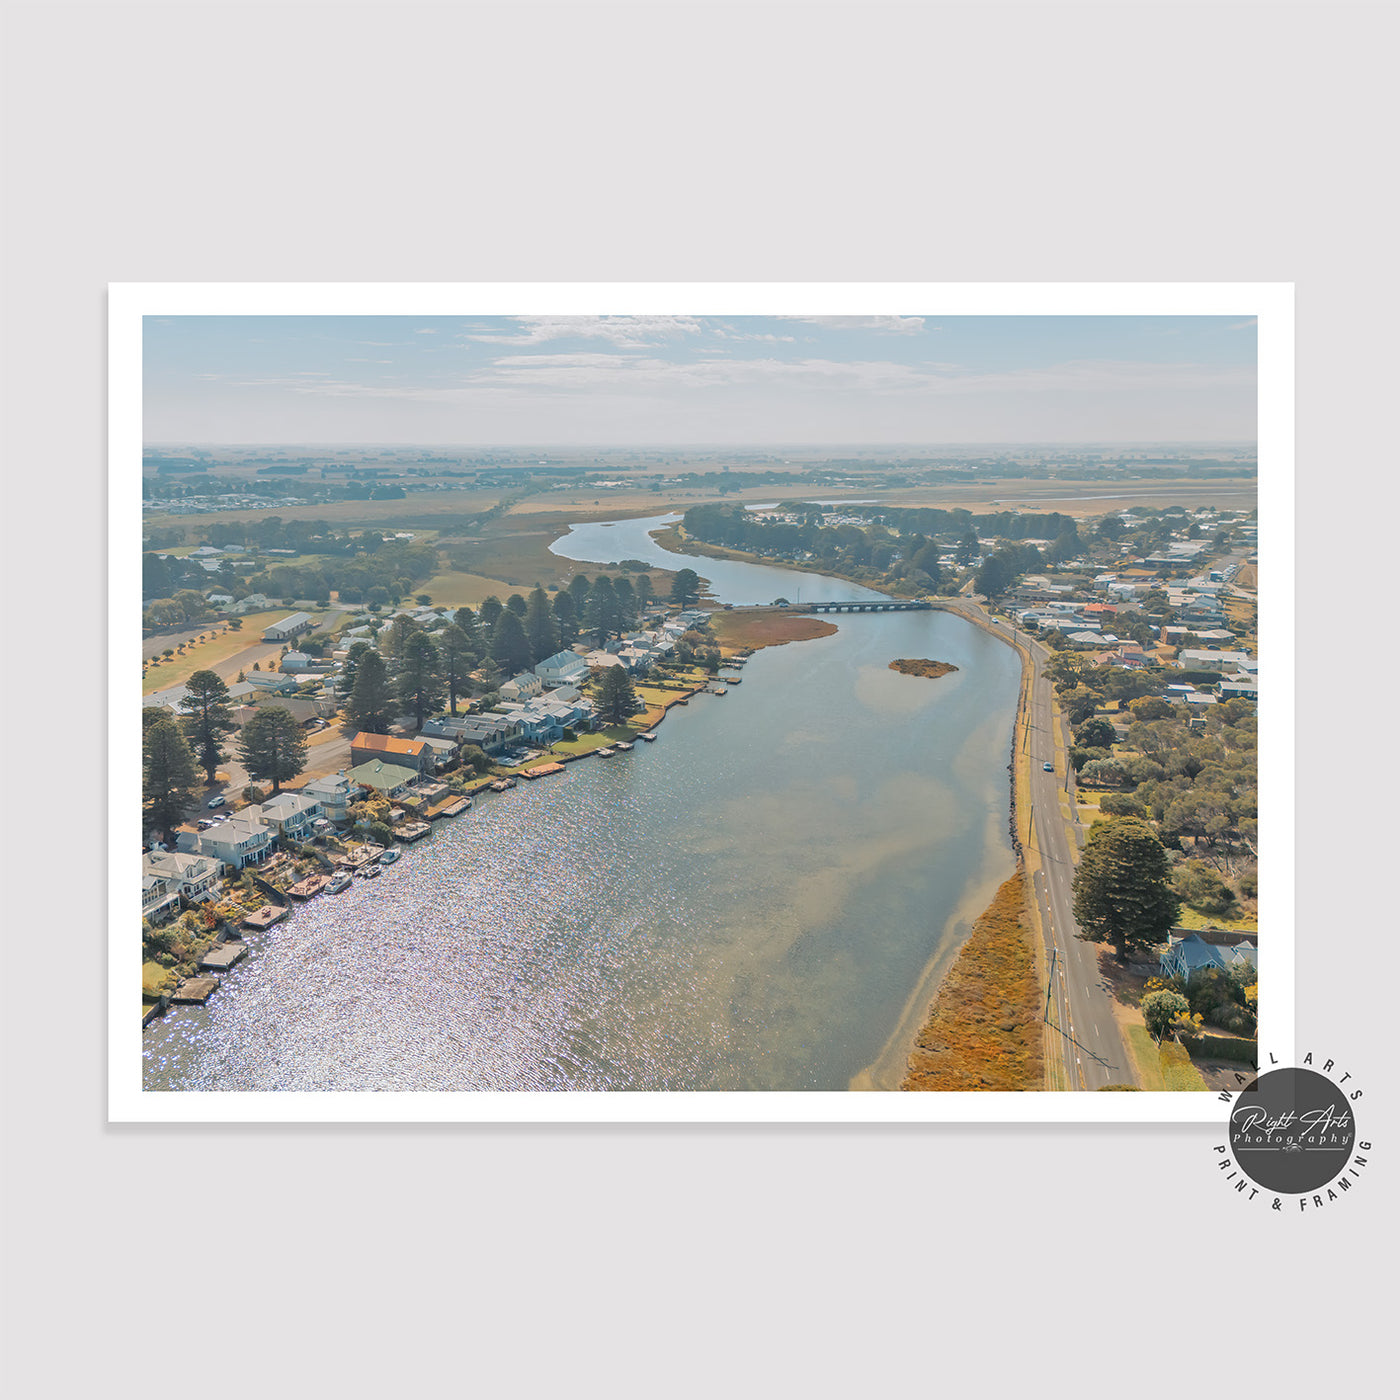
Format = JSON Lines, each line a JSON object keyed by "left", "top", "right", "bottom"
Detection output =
{"left": 349, "top": 731, "right": 433, "bottom": 774}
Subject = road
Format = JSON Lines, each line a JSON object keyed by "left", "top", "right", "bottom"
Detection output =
{"left": 945, "top": 600, "right": 1132, "bottom": 1090}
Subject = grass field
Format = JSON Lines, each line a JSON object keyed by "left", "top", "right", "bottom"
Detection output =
{"left": 141, "top": 611, "right": 290, "bottom": 692}
{"left": 1175, "top": 905, "right": 1258, "bottom": 933}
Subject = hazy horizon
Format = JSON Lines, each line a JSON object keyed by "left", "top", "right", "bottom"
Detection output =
{"left": 144, "top": 315, "right": 1258, "bottom": 448}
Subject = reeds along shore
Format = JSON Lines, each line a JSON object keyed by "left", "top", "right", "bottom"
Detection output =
{"left": 901, "top": 870, "right": 1043, "bottom": 1091}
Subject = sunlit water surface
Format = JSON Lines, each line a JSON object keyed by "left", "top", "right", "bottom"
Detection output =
{"left": 143, "top": 516, "right": 1020, "bottom": 1091}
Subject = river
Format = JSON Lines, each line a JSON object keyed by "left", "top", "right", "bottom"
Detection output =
{"left": 142, "top": 515, "right": 1022, "bottom": 1092}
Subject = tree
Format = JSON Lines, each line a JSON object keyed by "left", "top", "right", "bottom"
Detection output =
{"left": 552, "top": 588, "right": 579, "bottom": 646}
{"left": 974, "top": 551, "right": 1015, "bottom": 600}
{"left": 584, "top": 575, "right": 620, "bottom": 645}
{"left": 525, "top": 584, "right": 559, "bottom": 664}
{"left": 437, "top": 623, "right": 475, "bottom": 715}
{"left": 398, "top": 631, "right": 445, "bottom": 729}
{"left": 1074, "top": 717, "right": 1117, "bottom": 750}
{"left": 178, "top": 669, "right": 235, "bottom": 782}
{"left": 143, "top": 717, "right": 200, "bottom": 843}
{"left": 237, "top": 706, "right": 308, "bottom": 795}
{"left": 506, "top": 592, "right": 528, "bottom": 618}
{"left": 379, "top": 614, "right": 422, "bottom": 669}
{"left": 612, "top": 576, "right": 637, "bottom": 631}
{"left": 1142, "top": 987, "right": 1193, "bottom": 1039}
{"left": 634, "top": 574, "right": 654, "bottom": 611}
{"left": 453, "top": 605, "right": 485, "bottom": 653}
{"left": 478, "top": 595, "right": 504, "bottom": 629}
{"left": 1072, "top": 817, "right": 1180, "bottom": 963}
{"left": 596, "top": 664, "right": 639, "bottom": 726}
{"left": 337, "top": 639, "right": 376, "bottom": 701}
{"left": 345, "top": 648, "right": 394, "bottom": 733}
{"left": 670, "top": 568, "right": 702, "bottom": 607}
{"left": 489, "top": 608, "right": 533, "bottom": 676}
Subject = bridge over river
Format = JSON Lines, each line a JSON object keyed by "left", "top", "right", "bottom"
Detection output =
{"left": 792, "top": 599, "right": 932, "bottom": 614}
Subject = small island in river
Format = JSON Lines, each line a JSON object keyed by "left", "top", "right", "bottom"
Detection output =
{"left": 888, "top": 658, "right": 959, "bottom": 680}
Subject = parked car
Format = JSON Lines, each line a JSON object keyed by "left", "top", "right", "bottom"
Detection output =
{"left": 207, "top": 795, "right": 226, "bottom": 808}
{"left": 1042, "top": 761, "right": 1054, "bottom": 772}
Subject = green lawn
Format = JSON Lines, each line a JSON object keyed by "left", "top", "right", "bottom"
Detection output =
{"left": 1176, "top": 906, "right": 1258, "bottom": 933}
{"left": 1125, "top": 1026, "right": 1209, "bottom": 1091}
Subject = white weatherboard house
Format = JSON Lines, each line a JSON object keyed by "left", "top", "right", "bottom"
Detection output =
{"left": 179, "top": 812, "right": 274, "bottom": 870}
{"left": 143, "top": 850, "right": 223, "bottom": 904}
{"left": 262, "top": 611, "right": 314, "bottom": 642}
{"left": 534, "top": 650, "right": 589, "bottom": 687}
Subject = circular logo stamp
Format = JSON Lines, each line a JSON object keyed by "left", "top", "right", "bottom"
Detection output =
{"left": 1229, "top": 1066, "right": 1357, "bottom": 1194}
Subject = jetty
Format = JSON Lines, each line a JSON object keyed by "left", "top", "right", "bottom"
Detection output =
{"left": 242, "top": 904, "right": 288, "bottom": 931}
{"left": 200, "top": 941, "right": 248, "bottom": 972}
{"left": 170, "top": 976, "right": 219, "bottom": 1005}
{"left": 520, "top": 762, "right": 565, "bottom": 778}
{"left": 393, "top": 820, "right": 432, "bottom": 842}
{"left": 335, "top": 843, "right": 383, "bottom": 872}
{"left": 432, "top": 795, "right": 471, "bottom": 818}
{"left": 287, "top": 874, "right": 330, "bottom": 900}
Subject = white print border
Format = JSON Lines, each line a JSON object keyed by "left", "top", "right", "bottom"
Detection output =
{"left": 109, "top": 281, "right": 1294, "bottom": 1123}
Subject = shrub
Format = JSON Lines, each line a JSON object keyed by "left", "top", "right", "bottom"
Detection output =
{"left": 1173, "top": 860, "right": 1238, "bottom": 917}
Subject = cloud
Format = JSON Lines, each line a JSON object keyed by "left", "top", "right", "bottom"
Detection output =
{"left": 414, "top": 328, "right": 438, "bottom": 334}
{"left": 781, "top": 315, "right": 929, "bottom": 334}
{"left": 460, "top": 315, "right": 705, "bottom": 347}
{"left": 1228, "top": 318, "right": 1258, "bottom": 330}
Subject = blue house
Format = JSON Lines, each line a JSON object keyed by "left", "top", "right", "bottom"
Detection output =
{"left": 1160, "top": 930, "right": 1257, "bottom": 982}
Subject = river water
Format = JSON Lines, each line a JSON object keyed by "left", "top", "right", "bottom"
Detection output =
{"left": 142, "top": 515, "right": 1021, "bottom": 1092}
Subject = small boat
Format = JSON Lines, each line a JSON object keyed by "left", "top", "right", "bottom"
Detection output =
{"left": 639, "top": 731, "right": 657, "bottom": 742}
{"left": 360, "top": 864, "right": 381, "bottom": 879}
{"left": 379, "top": 847, "right": 402, "bottom": 864}
{"left": 325, "top": 872, "right": 352, "bottom": 894}
{"left": 615, "top": 741, "right": 634, "bottom": 751}
{"left": 596, "top": 747, "right": 616, "bottom": 757}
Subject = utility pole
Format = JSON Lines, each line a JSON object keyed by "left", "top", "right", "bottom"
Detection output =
{"left": 1044, "top": 945, "right": 1058, "bottom": 1023}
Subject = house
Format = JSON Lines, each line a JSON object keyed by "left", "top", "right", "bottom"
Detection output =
{"left": 242, "top": 671, "right": 302, "bottom": 694}
{"left": 534, "top": 649, "right": 590, "bottom": 688}
{"left": 421, "top": 714, "right": 524, "bottom": 754}
{"left": 179, "top": 812, "right": 274, "bottom": 869}
{"left": 585, "top": 649, "right": 625, "bottom": 670}
{"left": 350, "top": 732, "right": 433, "bottom": 773}
{"left": 347, "top": 759, "right": 420, "bottom": 798}
{"left": 1218, "top": 674, "right": 1259, "bottom": 701}
{"left": 279, "top": 650, "right": 324, "bottom": 673}
{"left": 500, "top": 671, "right": 544, "bottom": 701}
{"left": 616, "top": 646, "right": 655, "bottom": 673}
{"left": 256, "top": 791, "right": 325, "bottom": 841}
{"left": 229, "top": 593, "right": 272, "bottom": 615}
{"left": 144, "top": 849, "right": 224, "bottom": 905}
{"left": 1160, "top": 930, "right": 1258, "bottom": 982}
{"left": 300, "top": 771, "right": 365, "bottom": 825}
{"left": 247, "top": 693, "right": 338, "bottom": 724}
{"left": 262, "top": 611, "right": 315, "bottom": 642}
{"left": 1178, "top": 649, "right": 1255, "bottom": 673}
{"left": 418, "top": 736, "right": 459, "bottom": 770}
{"left": 141, "top": 864, "right": 184, "bottom": 923}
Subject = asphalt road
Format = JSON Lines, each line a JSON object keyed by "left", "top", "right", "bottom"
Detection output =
{"left": 944, "top": 600, "right": 1132, "bottom": 1090}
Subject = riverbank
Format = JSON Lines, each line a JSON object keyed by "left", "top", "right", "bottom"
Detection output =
{"left": 648, "top": 523, "right": 924, "bottom": 599}
{"left": 867, "top": 595, "right": 1049, "bottom": 1092}
{"left": 709, "top": 608, "right": 838, "bottom": 651}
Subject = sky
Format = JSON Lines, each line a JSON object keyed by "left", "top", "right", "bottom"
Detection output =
{"left": 143, "top": 314, "right": 1258, "bottom": 447}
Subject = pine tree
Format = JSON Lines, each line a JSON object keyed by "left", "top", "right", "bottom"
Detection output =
{"left": 596, "top": 664, "right": 639, "bottom": 726}
{"left": 345, "top": 648, "right": 394, "bottom": 734}
{"left": 179, "top": 668, "right": 236, "bottom": 783}
{"left": 552, "top": 589, "right": 579, "bottom": 646}
{"left": 613, "top": 576, "right": 637, "bottom": 632}
{"left": 143, "top": 717, "right": 201, "bottom": 843}
{"left": 525, "top": 584, "right": 559, "bottom": 664}
{"left": 398, "top": 631, "right": 446, "bottom": 730}
{"left": 489, "top": 609, "right": 533, "bottom": 676}
{"left": 453, "top": 605, "right": 484, "bottom": 654}
{"left": 478, "top": 596, "right": 504, "bottom": 629}
{"left": 585, "top": 575, "right": 620, "bottom": 646}
{"left": 237, "top": 706, "right": 309, "bottom": 796}
{"left": 1072, "top": 817, "right": 1180, "bottom": 963}
{"left": 337, "top": 640, "right": 376, "bottom": 701}
{"left": 437, "top": 623, "right": 475, "bottom": 715}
